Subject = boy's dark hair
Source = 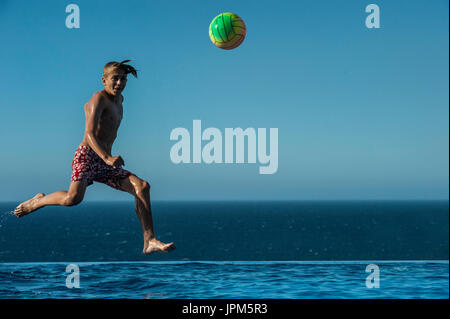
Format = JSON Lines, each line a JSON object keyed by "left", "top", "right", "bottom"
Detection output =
{"left": 103, "top": 59, "right": 138, "bottom": 78}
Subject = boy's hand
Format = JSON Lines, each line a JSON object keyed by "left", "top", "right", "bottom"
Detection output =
{"left": 106, "top": 155, "right": 125, "bottom": 168}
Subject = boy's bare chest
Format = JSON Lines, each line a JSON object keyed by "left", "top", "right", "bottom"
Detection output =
{"left": 100, "top": 104, "right": 123, "bottom": 129}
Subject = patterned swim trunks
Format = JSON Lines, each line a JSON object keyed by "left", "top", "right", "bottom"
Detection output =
{"left": 71, "top": 145, "right": 133, "bottom": 190}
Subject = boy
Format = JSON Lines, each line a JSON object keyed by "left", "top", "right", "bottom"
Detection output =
{"left": 14, "top": 60, "right": 176, "bottom": 254}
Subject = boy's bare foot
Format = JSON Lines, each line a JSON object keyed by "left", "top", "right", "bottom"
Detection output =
{"left": 14, "top": 193, "right": 45, "bottom": 218}
{"left": 143, "top": 238, "right": 176, "bottom": 254}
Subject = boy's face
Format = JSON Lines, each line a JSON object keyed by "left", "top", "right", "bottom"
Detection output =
{"left": 102, "top": 69, "right": 127, "bottom": 96}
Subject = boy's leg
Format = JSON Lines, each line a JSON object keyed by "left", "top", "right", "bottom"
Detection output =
{"left": 117, "top": 174, "right": 176, "bottom": 254}
{"left": 14, "top": 180, "right": 88, "bottom": 217}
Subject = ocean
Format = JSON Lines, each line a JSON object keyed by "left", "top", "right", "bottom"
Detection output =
{"left": 0, "top": 201, "right": 448, "bottom": 299}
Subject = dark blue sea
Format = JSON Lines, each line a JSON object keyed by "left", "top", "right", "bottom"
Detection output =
{"left": 0, "top": 201, "right": 448, "bottom": 299}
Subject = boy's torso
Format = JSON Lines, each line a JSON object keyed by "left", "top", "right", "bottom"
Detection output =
{"left": 80, "top": 91, "right": 123, "bottom": 154}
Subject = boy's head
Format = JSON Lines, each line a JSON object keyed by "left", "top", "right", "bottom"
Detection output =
{"left": 102, "top": 60, "right": 138, "bottom": 96}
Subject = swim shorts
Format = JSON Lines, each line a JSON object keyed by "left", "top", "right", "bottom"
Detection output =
{"left": 71, "top": 145, "right": 133, "bottom": 189}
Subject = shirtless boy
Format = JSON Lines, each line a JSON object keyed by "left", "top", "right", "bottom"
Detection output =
{"left": 14, "top": 60, "right": 176, "bottom": 255}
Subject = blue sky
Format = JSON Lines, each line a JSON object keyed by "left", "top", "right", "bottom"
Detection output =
{"left": 0, "top": 0, "right": 448, "bottom": 201}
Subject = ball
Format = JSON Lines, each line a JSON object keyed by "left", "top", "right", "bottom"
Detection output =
{"left": 209, "top": 12, "right": 246, "bottom": 50}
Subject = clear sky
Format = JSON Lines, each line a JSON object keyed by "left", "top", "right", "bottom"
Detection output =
{"left": 0, "top": 0, "right": 448, "bottom": 201}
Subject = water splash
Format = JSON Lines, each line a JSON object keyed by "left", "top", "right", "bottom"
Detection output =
{"left": 0, "top": 209, "right": 16, "bottom": 228}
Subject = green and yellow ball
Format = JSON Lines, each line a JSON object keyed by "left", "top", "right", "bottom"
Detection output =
{"left": 209, "top": 12, "right": 246, "bottom": 50}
